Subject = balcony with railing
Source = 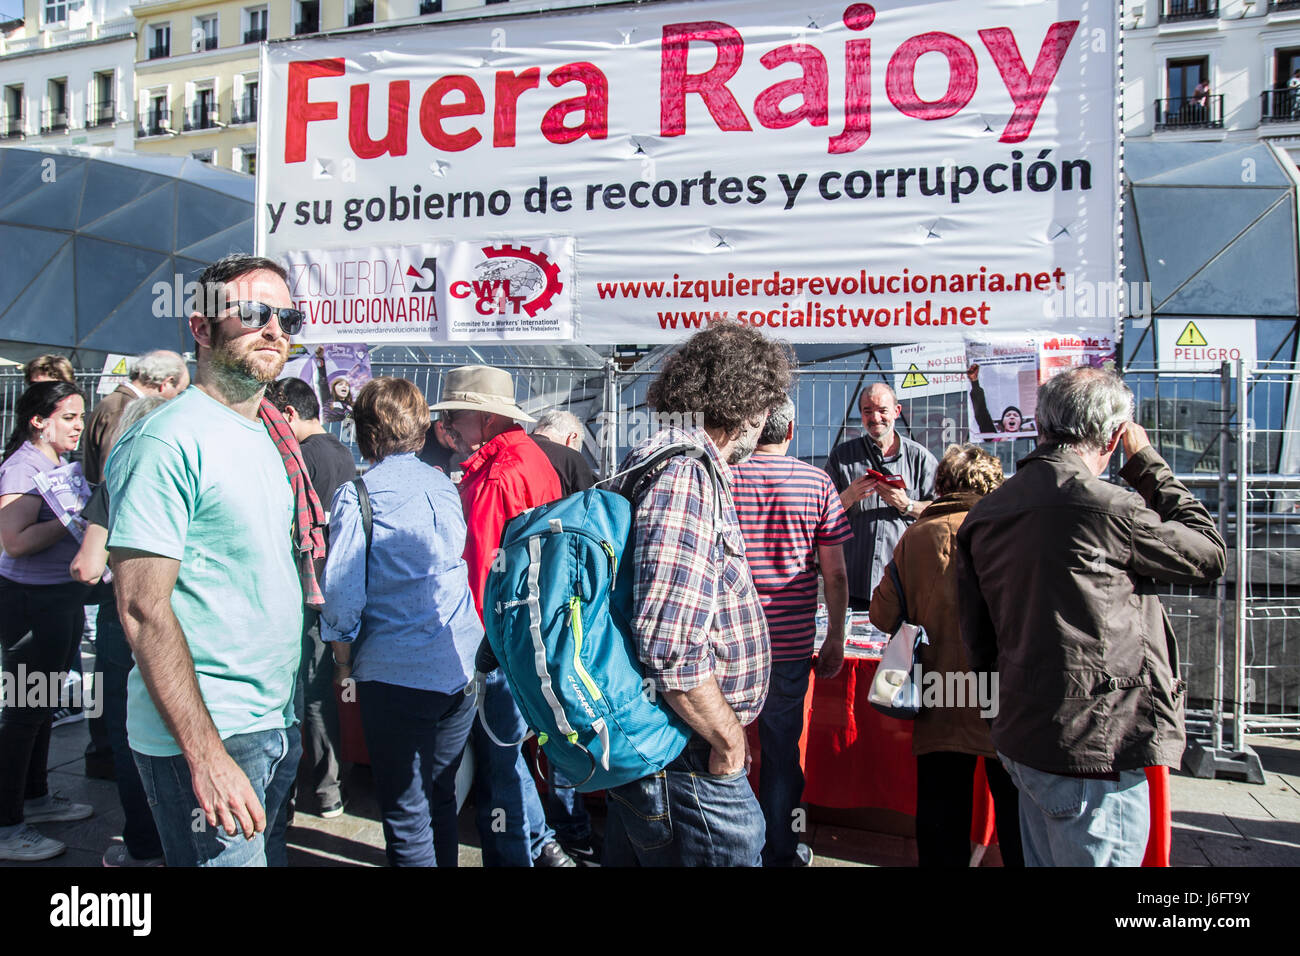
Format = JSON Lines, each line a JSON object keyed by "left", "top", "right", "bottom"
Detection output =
{"left": 147, "top": 43, "right": 168, "bottom": 60}
{"left": 1260, "top": 87, "right": 1300, "bottom": 123}
{"left": 1269, "top": 1, "right": 1300, "bottom": 12}
{"left": 183, "top": 103, "right": 220, "bottom": 132}
{"left": 87, "top": 100, "right": 116, "bottom": 128}
{"left": 294, "top": 16, "right": 318, "bottom": 34}
{"left": 1, "top": 115, "right": 23, "bottom": 140}
{"left": 419, "top": 0, "right": 441, "bottom": 14}
{"left": 40, "top": 107, "right": 69, "bottom": 133}
{"left": 231, "top": 93, "right": 258, "bottom": 125}
{"left": 244, "top": 26, "right": 267, "bottom": 43}
{"left": 1161, "top": 0, "right": 1219, "bottom": 21}
{"left": 1154, "top": 94, "right": 1225, "bottom": 130}
{"left": 137, "top": 107, "right": 171, "bottom": 137}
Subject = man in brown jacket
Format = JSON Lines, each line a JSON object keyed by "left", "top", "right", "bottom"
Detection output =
{"left": 82, "top": 351, "right": 189, "bottom": 484}
{"left": 957, "top": 366, "right": 1225, "bottom": 866}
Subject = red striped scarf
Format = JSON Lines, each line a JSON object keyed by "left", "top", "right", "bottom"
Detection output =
{"left": 259, "top": 397, "right": 328, "bottom": 608}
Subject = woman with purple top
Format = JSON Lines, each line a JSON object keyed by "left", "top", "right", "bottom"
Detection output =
{"left": 0, "top": 381, "right": 95, "bottom": 861}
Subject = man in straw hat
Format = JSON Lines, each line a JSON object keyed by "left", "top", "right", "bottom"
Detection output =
{"left": 431, "top": 365, "right": 575, "bottom": 867}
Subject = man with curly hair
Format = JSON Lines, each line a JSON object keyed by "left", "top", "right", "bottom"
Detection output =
{"left": 605, "top": 322, "right": 793, "bottom": 867}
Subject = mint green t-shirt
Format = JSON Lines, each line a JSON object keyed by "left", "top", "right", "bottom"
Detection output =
{"left": 106, "top": 387, "right": 303, "bottom": 757}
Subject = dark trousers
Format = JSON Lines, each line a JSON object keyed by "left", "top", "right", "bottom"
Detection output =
{"left": 915, "top": 751, "right": 1023, "bottom": 867}
{"left": 545, "top": 757, "right": 592, "bottom": 846}
{"left": 77, "top": 603, "right": 112, "bottom": 764}
{"left": 357, "top": 680, "right": 475, "bottom": 867}
{"left": 757, "top": 657, "right": 813, "bottom": 866}
{"left": 294, "top": 608, "right": 342, "bottom": 812}
{"left": 95, "top": 600, "right": 163, "bottom": 859}
{"left": 0, "top": 578, "right": 85, "bottom": 826}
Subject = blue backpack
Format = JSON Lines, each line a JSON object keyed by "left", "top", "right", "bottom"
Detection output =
{"left": 481, "top": 443, "right": 723, "bottom": 792}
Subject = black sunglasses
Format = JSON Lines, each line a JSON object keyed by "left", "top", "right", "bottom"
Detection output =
{"left": 225, "top": 300, "right": 305, "bottom": 337}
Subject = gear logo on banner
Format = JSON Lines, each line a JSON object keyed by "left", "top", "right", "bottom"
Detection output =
{"left": 473, "top": 244, "right": 564, "bottom": 317}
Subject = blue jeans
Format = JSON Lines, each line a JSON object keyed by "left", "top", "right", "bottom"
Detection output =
{"left": 999, "top": 753, "right": 1149, "bottom": 867}
{"left": 96, "top": 601, "right": 163, "bottom": 859}
{"left": 757, "top": 657, "right": 812, "bottom": 866}
{"left": 604, "top": 734, "right": 765, "bottom": 867}
{"left": 358, "top": 680, "right": 475, "bottom": 867}
{"left": 470, "top": 669, "right": 555, "bottom": 866}
{"left": 134, "top": 726, "right": 301, "bottom": 867}
{"left": 545, "top": 764, "right": 592, "bottom": 846}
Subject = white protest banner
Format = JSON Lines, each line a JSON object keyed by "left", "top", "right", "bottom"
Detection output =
{"left": 258, "top": 0, "right": 1119, "bottom": 344}
{"left": 282, "top": 238, "right": 575, "bottom": 344}
{"left": 965, "top": 337, "right": 1039, "bottom": 442}
{"left": 1157, "top": 319, "right": 1257, "bottom": 372}
{"left": 890, "top": 342, "right": 968, "bottom": 399}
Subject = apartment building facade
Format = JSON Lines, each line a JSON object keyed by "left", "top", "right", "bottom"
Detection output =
{"left": 1124, "top": 0, "right": 1300, "bottom": 164}
{"left": 0, "top": 0, "right": 136, "bottom": 150}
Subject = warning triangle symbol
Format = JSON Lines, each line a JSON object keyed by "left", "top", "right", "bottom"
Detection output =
{"left": 901, "top": 364, "right": 929, "bottom": 389}
{"left": 110, "top": 358, "right": 127, "bottom": 375}
{"left": 1176, "top": 322, "right": 1208, "bottom": 347}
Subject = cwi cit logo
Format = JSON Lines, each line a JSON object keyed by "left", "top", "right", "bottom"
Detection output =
{"left": 50, "top": 886, "right": 151, "bottom": 937}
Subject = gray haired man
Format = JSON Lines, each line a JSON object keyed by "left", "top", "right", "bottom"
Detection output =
{"left": 957, "top": 366, "right": 1225, "bottom": 866}
{"left": 83, "top": 351, "right": 190, "bottom": 485}
{"left": 530, "top": 410, "right": 594, "bottom": 498}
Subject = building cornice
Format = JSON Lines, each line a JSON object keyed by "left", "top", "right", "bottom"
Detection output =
{"left": 0, "top": 32, "right": 137, "bottom": 63}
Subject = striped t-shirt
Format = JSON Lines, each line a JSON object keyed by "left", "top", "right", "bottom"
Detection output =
{"left": 732, "top": 452, "right": 853, "bottom": 660}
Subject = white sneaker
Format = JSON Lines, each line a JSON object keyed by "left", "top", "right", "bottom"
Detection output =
{"left": 0, "top": 825, "right": 67, "bottom": 862}
{"left": 50, "top": 707, "right": 84, "bottom": 728}
{"left": 24, "top": 793, "right": 94, "bottom": 824}
{"left": 102, "top": 844, "right": 165, "bottom": 867}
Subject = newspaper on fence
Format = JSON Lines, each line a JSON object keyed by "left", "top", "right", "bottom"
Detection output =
{"left": 31, "top": 462, "right": 91, "bottom": 543}
{"left": 965, "top": 338, "right": 1040, "bottom": 442}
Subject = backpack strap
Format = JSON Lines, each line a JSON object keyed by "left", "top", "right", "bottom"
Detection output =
{"left": 352, "top": 477, "right": 372, "bottom": 587}
{"left": 350, "top": 477, "right": 373, "bottom": 657}
{"left": 887, "top": 561, "right": 909, "bottom": 626}
{"left": 620, "top": 441, "right": 728, "bottom": 641}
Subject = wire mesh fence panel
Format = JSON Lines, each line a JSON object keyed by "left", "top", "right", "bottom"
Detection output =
{"left": 366, "top": 359, "right": 609, "bottom": 469}
{"left": 0, "top": 372, "right": 109, "bottom": 444}
{"left": 610, "top": 362, "right": 1039, "bottom": 473}
{"left": 1122, "top": 366, "right": 1238, "bottom": 719}
{"left": 1239, "top": 366, "right": 1300, "bottom": 734}
{"left": 4, "top": 356, "right": 1297, "bottom": 740}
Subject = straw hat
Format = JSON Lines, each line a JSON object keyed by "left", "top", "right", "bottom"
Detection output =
{"left": 429, "top": 365, "right": 535, "bottom": 423}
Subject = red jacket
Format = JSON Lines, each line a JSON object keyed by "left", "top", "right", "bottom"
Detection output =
{"left": 459, "top": 425, "right": 562, "bottom": 621}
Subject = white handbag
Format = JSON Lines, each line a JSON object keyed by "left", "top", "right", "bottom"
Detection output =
{"left": 868, "top": 563, "right": 928, "bottom": 719}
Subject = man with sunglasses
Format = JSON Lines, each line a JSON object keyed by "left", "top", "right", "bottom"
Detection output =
{"left": 105, "top": 254, "right": 308, "bottom": 866}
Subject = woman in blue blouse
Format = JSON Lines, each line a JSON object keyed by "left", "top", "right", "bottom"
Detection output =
{"left": 322, "top": 377, "right": 483, "bottom": 867}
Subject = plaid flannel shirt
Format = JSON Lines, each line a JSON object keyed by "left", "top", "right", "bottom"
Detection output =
{"left": 622, "top": 426, "right": 770, "bottom": 725}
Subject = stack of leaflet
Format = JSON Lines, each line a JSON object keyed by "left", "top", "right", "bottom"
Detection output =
{"left": 813, "top": 607, "right": 888, "bottom": 659}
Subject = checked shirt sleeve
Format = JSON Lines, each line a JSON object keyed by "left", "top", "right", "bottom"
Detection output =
{"left": 631, "top": 457, "right": 719, "bottom": 695}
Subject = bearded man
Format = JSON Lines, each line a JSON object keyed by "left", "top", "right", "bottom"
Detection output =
{"left": 105, "top": 255, "right": 308, "bottom": 867}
